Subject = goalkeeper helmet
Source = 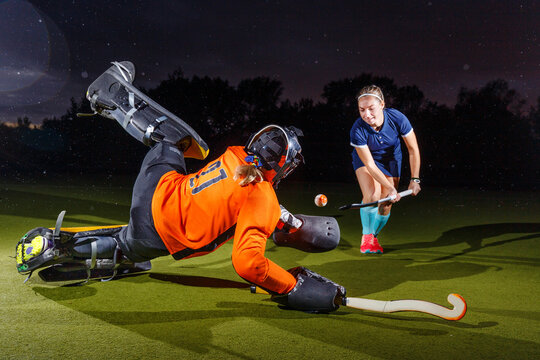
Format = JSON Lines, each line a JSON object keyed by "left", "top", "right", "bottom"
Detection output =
{"left": 245, "top": 124, "right": 304, "bottom": 187}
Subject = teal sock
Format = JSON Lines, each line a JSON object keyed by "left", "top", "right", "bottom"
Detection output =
{"left": 369, "top": 207, "right": 378, "bottom": 230}
{"left": 373, "top": 212, "right": 390, "bottom": 236}
{"left": 360, "top": 207, "right": 378, "bottom": 234}
{"left": 360, "top": 207, "right": 372, "bottom": 234}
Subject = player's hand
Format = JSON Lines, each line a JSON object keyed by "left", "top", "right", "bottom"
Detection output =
{"left": 271, "top": 267, "right": 346, "bottom": 312}
{"left": 387, "top": 187, "right": 400, "bottom": 203}
{"left": 408, "top": 181, "right": 421, "bottom": 195}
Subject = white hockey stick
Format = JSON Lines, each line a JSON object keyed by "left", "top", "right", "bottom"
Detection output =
{"left": 339, "top": 189, "right": 413, "bottom": 210}
{"left": 342, "top": 293, "right": 467, "bottom": 321}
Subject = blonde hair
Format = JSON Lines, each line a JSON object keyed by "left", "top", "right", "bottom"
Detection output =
{"left": 234, "top": 164, "right": 264, "bottom": 186}
{"left": 356, "top": 85, "right": 385, "bottom": 104}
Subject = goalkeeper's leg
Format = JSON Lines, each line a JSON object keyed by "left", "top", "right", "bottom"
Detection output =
{"left": 16, "top": 220, "right": 151, "bottom": 282}
{"left": 116, "top": 141, "right": 186, "bottom": 262}
{"left": 86, "top": 61, "right": 209, "bottom": 160}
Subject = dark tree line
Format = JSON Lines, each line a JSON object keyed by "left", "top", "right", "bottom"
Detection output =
{"left": 1, "top": 70, "right": 538, "bottom": 189}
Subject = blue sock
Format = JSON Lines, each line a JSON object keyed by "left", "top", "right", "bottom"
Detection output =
{"left": 373, "top": 212, "right": 390, "bottom": 236}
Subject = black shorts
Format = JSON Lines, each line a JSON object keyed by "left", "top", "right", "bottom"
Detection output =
{"left": 117, "top": 142, "right": 186, "bottom": 262}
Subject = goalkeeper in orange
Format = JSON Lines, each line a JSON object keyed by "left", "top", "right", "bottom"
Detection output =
{"left": 16, "top": 61, "right": 344, "bottom": 313}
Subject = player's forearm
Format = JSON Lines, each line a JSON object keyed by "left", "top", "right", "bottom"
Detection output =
{"left": 409, "top": 150, "right": 421, "bottom": 178}
{"left": 232, "top": 249, "right": 296, "bottom": 293}
{"left": 403, "top": 131, "right": 421, "bottom": 178}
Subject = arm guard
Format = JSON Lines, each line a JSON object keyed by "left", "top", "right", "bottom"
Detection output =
{"left": 273, "top": 214, "right": 340, "bottom": 252}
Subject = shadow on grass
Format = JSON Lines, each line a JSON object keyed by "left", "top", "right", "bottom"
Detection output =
{"left": 34, "top": 256, "right": 492, "bottom": 297}
{"left": 0, "top": 188, "right": 129, "bottom": 225}
{"left": 388, "top": 223, "right": 540, "bottom": 261}
{"left": 32, "top": 268, "right": 540, "bottom": 359}
{"left": 149, "top": 273, "right": 251, "bottom": 289}
{"left": 307, "top": 259, "right": 494, "bottom": 297}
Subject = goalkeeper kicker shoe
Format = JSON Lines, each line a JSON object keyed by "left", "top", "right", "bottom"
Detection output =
{"left": 16, "top": 234, "right": 51, "bottom": 272}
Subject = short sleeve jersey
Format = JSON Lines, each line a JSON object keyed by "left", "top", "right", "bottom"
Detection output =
{"left": 350, "top": 108, "right": 413, "bottom": 162}
{"left": 151, "top": 146, "right": 296, "bottom": 294}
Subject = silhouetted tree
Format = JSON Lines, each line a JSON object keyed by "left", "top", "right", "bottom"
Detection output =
{"left": 237, "top": 77, "right": 283, "bottom": 131}
{"left": 453, "top": 80, "right": 534, "bottom": 187}
{"left": 17, "top": 116, "right": 31, "bottom": 127}
{"left": 2, "top": 71, "right": 538, "bottom": 189}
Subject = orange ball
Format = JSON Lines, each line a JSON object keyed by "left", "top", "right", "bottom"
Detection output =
{"left": 314, "top": 194, "right": 328, "bottom": 207}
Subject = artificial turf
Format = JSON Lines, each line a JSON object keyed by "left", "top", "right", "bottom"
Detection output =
{"left": 0, "top": 179, "right": 539, "bottom": 359}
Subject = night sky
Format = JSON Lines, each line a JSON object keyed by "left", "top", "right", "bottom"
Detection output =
{"left": 1, "top": 0, "right": 539, "bottom": 124}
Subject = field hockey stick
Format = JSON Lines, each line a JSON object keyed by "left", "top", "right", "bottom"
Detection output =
{"left": 250, "top": 286, "right": 467, "bottom": 321}
{"left": 339, "top": 189, "right": 413, "bottom": 210}
{"left": 341, "top": 294, "right": 467, "bottom": 321}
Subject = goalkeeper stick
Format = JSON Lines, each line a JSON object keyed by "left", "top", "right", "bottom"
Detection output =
{"left": 250, "top": 286, "right": 467, "bottom": 321}
{"left": 341, "top": 293, "right": 467, "bottom": 321}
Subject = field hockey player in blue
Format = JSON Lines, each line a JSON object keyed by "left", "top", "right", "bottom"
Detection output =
{"left": 350, "top": 85, "right": 421, "bottom": 254}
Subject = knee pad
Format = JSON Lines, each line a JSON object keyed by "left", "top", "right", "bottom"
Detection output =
{"left": 86, "top": 61, "right": 209, "bottom": 160}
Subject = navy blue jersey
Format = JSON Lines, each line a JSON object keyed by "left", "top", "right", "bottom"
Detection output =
{"left": 350, "top": 108, "right": 413, "bottom": 176}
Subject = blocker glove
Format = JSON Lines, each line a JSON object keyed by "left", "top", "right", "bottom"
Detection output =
{"left": 274, "top": 206, "right": 340, "bottom": 253}
{"left": 271, "top": 267, "right": 346, "bottom": 313}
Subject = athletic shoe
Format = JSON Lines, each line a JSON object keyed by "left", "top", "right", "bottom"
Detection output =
{"left": 372, "top": 236, "right": 384, "bottom": 254}
{"left": 360, "top": 234, "right": 383, "bottom": 254}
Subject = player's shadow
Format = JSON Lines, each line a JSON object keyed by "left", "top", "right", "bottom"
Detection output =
{"left": 148, "top": 273, "right": 251, "bottom": 289}
{"left": 307, "top": 258, "right": 493, "bottom": 297}
{"left": 336, "top": 236, "right": 354, "bottom": 250}
{"left": 388, "top": 223, "right": 540, "bottom": 261}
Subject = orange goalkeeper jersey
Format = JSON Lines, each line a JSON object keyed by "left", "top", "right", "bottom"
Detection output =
{"left": 151, "top": 146, "right": 296, "bottom": 294}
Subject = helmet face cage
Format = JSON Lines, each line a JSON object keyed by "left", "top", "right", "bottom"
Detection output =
{"left": 245, "top": 125, "right": 304, "bottom": 186}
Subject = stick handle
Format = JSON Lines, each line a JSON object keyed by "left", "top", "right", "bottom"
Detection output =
{"left": 384, "top": 189, "right": 413, "bottom": 202}
{"left": 339, "top": 189, "right": 414, "bottom": 210}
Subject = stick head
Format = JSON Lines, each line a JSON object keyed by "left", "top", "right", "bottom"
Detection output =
{"left": 446, "top": 293, "right": 467, "bottom": 321}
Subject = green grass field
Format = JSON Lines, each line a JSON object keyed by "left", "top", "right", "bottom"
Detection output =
{"left": 1, "top": 179, "right": 539, "bottom": 359}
